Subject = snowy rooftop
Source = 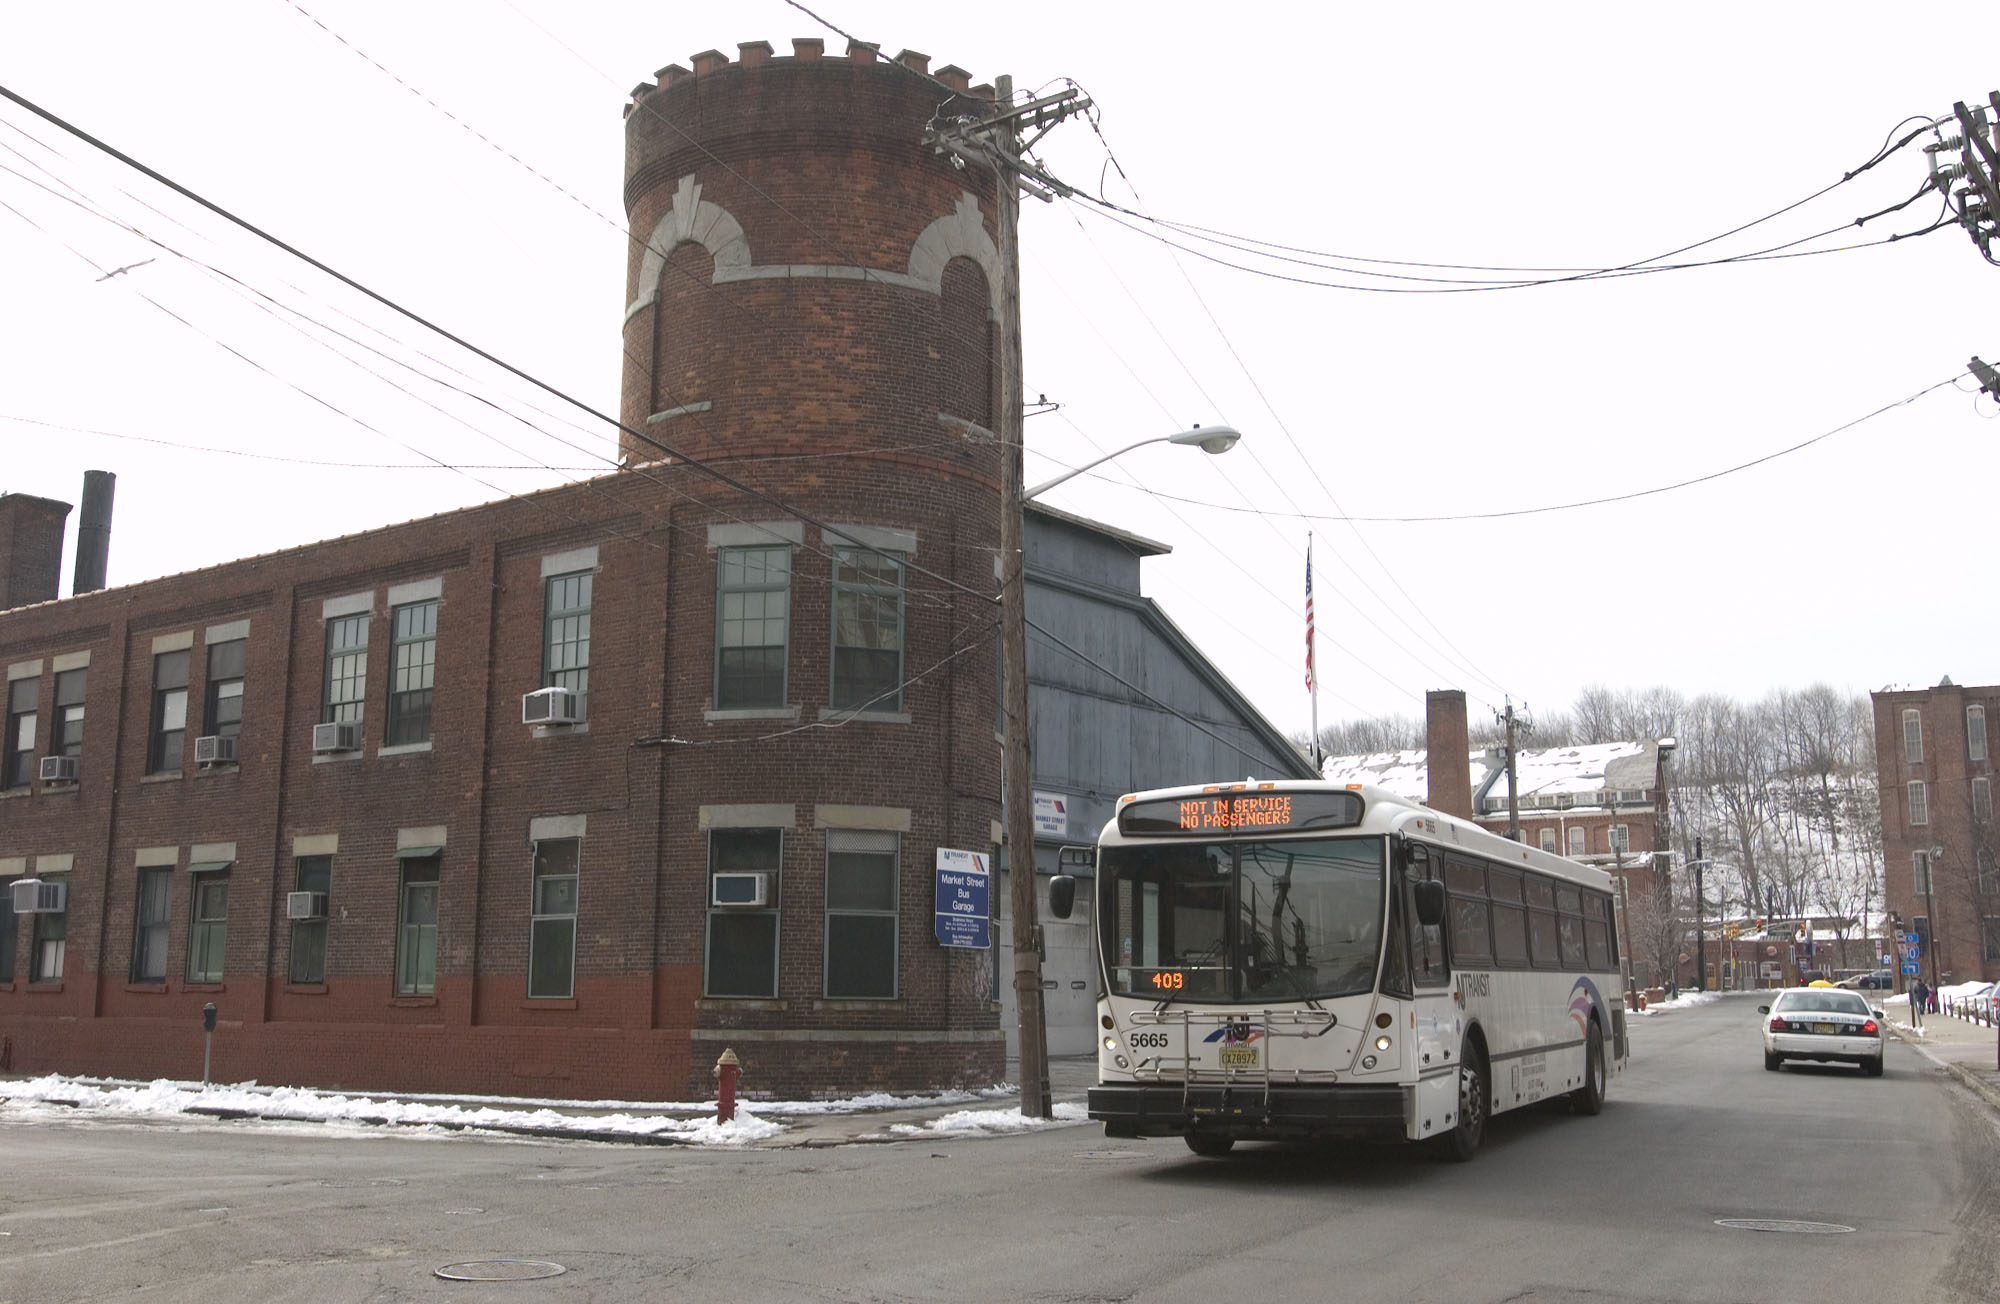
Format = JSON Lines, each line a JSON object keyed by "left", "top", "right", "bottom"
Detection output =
{"left": 1322, "top": 740, "right": 1659, "bottom": 804}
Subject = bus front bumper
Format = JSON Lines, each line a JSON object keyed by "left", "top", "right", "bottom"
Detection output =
{"left": 1088, "top": 1082, "right": 1407, "bottom": 1141}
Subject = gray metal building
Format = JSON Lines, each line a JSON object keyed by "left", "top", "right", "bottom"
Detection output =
{"left": 1006, "top": 502, "right": 1319, "bottom": 1057}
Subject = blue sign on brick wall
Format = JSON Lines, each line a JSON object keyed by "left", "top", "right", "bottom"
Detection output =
{"left": 935, "top": 848, "right": 991, "bottom": 949}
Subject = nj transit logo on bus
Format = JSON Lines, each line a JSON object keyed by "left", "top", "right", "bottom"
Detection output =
{"left": 1202, "top": 1022, "right": 1266, "bottom": 1047}
{"left": 1568, "top": 977, "right": 1608, "bottom": 1037}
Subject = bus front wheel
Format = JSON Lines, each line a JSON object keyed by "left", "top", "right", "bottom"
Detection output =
{"left": 1184, "top": 1130, "right": 1236, "bottom": 1157}
{"left": 1569, "top": 1021, "right": 1606, "bottom": 1116}
{"left": 1437, "top": 1043, "right": 1488, "bottom": 1162}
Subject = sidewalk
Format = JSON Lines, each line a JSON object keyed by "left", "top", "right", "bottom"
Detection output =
{"left": 0, "top": 1055, "right": 1103, "bottom": 1150}
{"left": 1884, "top": 997, "right": 2000, "bottom": 1112}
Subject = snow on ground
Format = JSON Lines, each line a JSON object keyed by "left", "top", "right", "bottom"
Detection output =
{"left": 1629, "top": 990, "right": 1721, "bottom": 1015}
{"left": 886, "top": 1102, "right": 1090, "bottom": 1138}
{"left": 0, "top": 1074, "right": 1019, "bottom": 1145}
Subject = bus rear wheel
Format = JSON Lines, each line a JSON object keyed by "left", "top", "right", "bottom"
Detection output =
{"left": 1184, "top": 1131, "right": 1236, "bottom": 1157}
{"left": 1437, "top": 1044, "right": 1488, "bottom": 1162}
{"left": 1569, "top": 1021, "right": 1606, "bottom": 1116}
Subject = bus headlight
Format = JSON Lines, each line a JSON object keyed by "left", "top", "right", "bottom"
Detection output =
{"left": 1374, "top": 1035, "right": 1393, "bottom": 1051}
{"left": 1103, "top": 1036, "right": 1118, "bottom": 1052}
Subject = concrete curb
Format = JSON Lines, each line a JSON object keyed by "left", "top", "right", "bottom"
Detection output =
{"left": 1888, "top": 1024, "right": 2000, "bottom": 1113}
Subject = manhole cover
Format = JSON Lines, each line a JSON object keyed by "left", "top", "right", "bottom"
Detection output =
{"left": 1715, "top": 1219, "right": 1855, "bottom": 1235}
{"left": 435, "top": 1259, "right": 567, "bottom": 1281}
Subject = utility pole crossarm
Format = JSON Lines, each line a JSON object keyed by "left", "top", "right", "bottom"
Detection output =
{"left": 1952, "top": 101, "right": 2000, "bottom": 218}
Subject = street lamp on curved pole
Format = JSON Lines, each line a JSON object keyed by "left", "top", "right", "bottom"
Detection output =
{"left": 1002, "top": 421, "right": 1242, "bottom": 1119}
{"left": 1023, "top": 425, "right": 1243, "bottom": 502}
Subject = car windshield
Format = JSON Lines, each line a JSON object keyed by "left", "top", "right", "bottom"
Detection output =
{"left": 1773, "top": 990, "right": 1870, "bottom": 1016}
{"left": 1098, "top": 835, "right": 1385, "bottom": 1004}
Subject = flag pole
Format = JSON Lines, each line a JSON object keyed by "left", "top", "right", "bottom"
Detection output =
{"left": 1306, "top": 533, "right": 1322, "bottom": 773}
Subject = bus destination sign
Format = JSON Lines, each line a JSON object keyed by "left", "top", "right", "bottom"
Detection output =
{"left": 1117, "top": 789, "right": 1364, "bottom": 837}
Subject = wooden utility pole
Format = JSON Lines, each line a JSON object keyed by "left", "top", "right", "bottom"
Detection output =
{"left": 933, "top": 75, "right": 1088, "bottom": 1121}
{"left": 1498, "top": 699, "right": 1524, "bottom": 841}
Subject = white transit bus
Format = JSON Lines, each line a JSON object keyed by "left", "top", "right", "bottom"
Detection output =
{"left": 1046, "top": 778, "right": 1630, "bottom": 1160}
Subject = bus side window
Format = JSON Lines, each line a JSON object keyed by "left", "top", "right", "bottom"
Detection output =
{"left": 1383, "top": 874, "right": 1413, "bottom": 998}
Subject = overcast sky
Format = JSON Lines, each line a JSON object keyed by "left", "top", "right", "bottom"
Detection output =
{"left": 2, "top": 2, "right": 1994, "bottom": 743}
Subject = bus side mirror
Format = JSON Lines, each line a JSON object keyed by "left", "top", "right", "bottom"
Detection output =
{"left": 1048, "top": 875, "right": 1077, "bottom": 920}
{"left": 1413, "top": 880, "right": 1446, "bottom": 928}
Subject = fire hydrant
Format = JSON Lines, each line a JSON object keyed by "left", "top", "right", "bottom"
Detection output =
{"left": 714, "top": 1048, "right": 742, "bottom": 1123}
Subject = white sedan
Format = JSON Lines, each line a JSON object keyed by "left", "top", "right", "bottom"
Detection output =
{"left": 1759, "top": 988, "right": 1885, "bottom": 1076}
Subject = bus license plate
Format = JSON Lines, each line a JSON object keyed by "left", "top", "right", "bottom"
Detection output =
{"left": 1219, "top": 1046, "right": 1259, "bottom": 1069}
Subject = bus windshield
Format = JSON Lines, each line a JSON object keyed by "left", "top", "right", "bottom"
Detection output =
{"left": 1099, "top": 836, "right": 1385, "bottom": 1004}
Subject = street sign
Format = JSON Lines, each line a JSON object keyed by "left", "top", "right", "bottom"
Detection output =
{"left": 1032, "top": 792, "right": 1068, "bottom": 839}
{"left": 1901, "top": 961, "right": 1920, "bottom": 976}
{"left": 934, "top": 848, "right": 991, "bottom": 949}
{"left": 1903, "top": 932, "right": 1920, "bottom": 947}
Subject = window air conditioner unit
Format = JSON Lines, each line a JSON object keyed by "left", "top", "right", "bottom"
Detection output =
{"left": 193, "top": 735, "right": 237, "bottom": 765}
{"left": 286, "top": 891, "right": 329, "bottom": 921}
{"left": 711, "top": 872, "right": 770, "bottom": 908}
{"left": 522, "top": 686, "right": 584, "bottom": 726}
{"left": 38, "top": 755, "right": 79, "bottom": 782}
{"left": 312, "top": 721, "right": 361, "bottom": 754}
{"left": 11, "top": 878, "right": 66, "bottom": 914}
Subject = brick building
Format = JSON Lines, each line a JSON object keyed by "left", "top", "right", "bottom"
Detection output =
{"left": 0, "top": 40, "right": 1025, "bottom": 1101}
{"left": 0, "top": 39, "right": 1311, "bottom": 1103}
{"left": 1873, "top": 678, "right": 1999, "bottom": 987}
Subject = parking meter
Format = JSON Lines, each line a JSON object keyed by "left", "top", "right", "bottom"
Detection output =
{"left": 201, "top": 1003, "right": 217, "bottom": 1086}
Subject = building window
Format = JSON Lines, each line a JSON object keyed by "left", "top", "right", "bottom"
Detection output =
{"left": 290, "top": 856, "right": 331, "bottom": 985}
{"left": 1970, "top": 704, "right": 1990, "bottom": 763}
{"left": 185, "top": 873, "right": 228, "bottom": 984}
{"left": 201, "top": 638, "right": 245, "bottom": 742}
{"left": 54, "top": 667, "right": 85, "bottom": 758}
{"left": 3, "top": 675, "right": 36, "bottom": 788}
{"left": 1976, "top": 777, "right": 1993, "bottom": 824}
{"left": 1904, "top": 709, "right": 1923, "bottom": 765}
{"left": 1914, "top": 849, "right": 1933, "bottom": 897}
{"left": 706, "top": 829, "right": 781, "bottom": 998}
{"left": 1566, "top": 827, "right": 1586, "bottom": 857}
{"left": 132, "top": 867, "right": 172, "bottom": 982}
{"left": 1986, "top": 918, "right": 2000, "bottom": 962}
{"left": 1908, "top": 780, "right": 1929, "bottom": 826}
{"left": 543, "top": 572, "right": 591, "bottom": 700}
{"left": 528, "top": 839, "right": 579, "bottom": 999}
{"left": 716, "top": 546, "right": 790, "bottom": 709}
{"left": 1979, "top": 849, "right": 1999, "bottom": 896}
{"left": 396, "top": 856, "right": 440, "bottom": 996}
{"left": 1609, "top": 825, "right": 1629, "bottom": 854}
{"left": 1537, "top": 828, "right": 1556, "bottom": 853}
{"left": 29, "top": 875, "right": 66, "bottom": 982}
{"left": 825, "top": 830, "right": 898, "bottom": 999}
{"left": 830, "top": 548, "right": 905, "bottom": 712}
{"left": 148, "top": 650, "right": 189, "bottom": 773}
{"left": 386, "top": 600, "right": 438, "bottom": 745}
{"left": 322, "top": 614, "right": 367, "bottom": 724}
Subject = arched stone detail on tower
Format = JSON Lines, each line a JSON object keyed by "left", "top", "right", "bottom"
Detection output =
{"left": 908, "top": 192, "right": 1002, "bottom": 318}
{"left": 625, "top": 174, "right": 751, "bottom": 323}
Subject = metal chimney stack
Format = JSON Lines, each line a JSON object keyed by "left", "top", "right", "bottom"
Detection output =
{"left": 72, "top": 469, "right": 115, "bottom": 595}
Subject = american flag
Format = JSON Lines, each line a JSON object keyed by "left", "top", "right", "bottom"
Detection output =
{"left": 1304, "top": 550, "right": 1316, "bottom": 692}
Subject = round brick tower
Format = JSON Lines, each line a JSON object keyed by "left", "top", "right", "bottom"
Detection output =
{"left": 621, "top": 39, "right": 1010, "bottom": 1095}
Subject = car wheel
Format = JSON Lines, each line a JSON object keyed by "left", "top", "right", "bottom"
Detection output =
{"left": 1864, "top": 1054, "right": 1884, "bottom": 1078}
{"left": 1764, "top": 1050, "right": 1781, "bottom": 1072}
{"left": 1437, "top": 1041, "right": 1489, "bottom": 1162}
{"left": 1569, "top": 1020, "right": 1606, "bottom": 1116}
{"left": 1183, "top": 1131, "right": 1235, "bottom": 1157}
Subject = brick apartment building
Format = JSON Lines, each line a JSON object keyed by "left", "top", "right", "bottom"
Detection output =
{"left": 1873, "top": 678, "right": 1999, "bottom": 987}
{"left": 0, "top": 41, "right": 1027, "bottom": 1101}
{"left": 0, "top": 40, "right": 1314, "bottom": 1102}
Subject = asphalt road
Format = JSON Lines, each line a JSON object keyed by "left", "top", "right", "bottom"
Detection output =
{"left": 3, "top": 993, "right": 1995, "bottom": 1303}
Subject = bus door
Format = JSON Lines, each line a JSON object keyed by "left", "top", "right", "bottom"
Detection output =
{"left": 1398, "top": 842, "right": 1455, "bottom": 1078}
